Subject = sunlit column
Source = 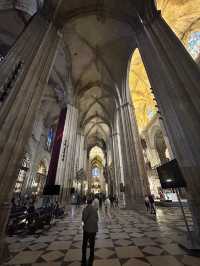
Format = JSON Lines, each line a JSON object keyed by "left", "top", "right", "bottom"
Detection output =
{"left": 118, "top": 103, "right": 145, "bottom": 207}
{"left": 136, "top": 10, "right": 200, "bottom": 236}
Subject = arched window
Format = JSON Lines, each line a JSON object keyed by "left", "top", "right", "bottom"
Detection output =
{"left": 46, "top": 127, "right": 55, "bottom": 151}
{"left": 14, "top": 153, "right": 30, "bottom": 193}
{"left": 187, "top": 32, "right": 200, "bottom": 60}
{"left": 32, "top": 161, "right": 47, "bottom": 195}
{"left": 92, "top": 167, "right": 100, "bottom": 177}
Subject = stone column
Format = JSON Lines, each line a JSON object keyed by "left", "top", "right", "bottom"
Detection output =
{"left": 56, "top": 105, "right": 78, "bottom": 203}
{"left": 118, "top": 103, "right": 147, "bottom": 207}
{"left": 112, "top": 132, "right": 122, "bottom": 197}
{"left": 75, "top": 132, "right": 85, "bottom": 171}
{"left": 136, "top": 11, "right": 200, "bottom": 236}
{"left": 0, "top": 14, "right": 60, "bottom": 259}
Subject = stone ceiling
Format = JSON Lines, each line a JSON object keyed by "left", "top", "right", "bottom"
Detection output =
{"left": 60, "top": 9, "right": 136, "bottom": 147}
{"left": 130, "top": 0, "right": 200, "bottom": 131}
{"left": 0, "top": 0, "right": 199, "bottom": 148}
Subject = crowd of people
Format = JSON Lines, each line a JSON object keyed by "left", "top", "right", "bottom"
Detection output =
{"left": 74, "top": 192, "right": 119, "bottom": 210}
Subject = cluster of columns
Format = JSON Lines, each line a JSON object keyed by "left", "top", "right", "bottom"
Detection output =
{"left": 135, "top": 10, "right": 200, "bottom": 235}
{"left": 118, "top": 102, "right": 149, "bottom": 207}
{"left": 56, "top": 104, "right": 78, "bottom": 203}
{"left": 0, "top": 14, "right": 60, "bottom": 258}
{"left": 0, "top": 3, "right": 200, "bottom": 261}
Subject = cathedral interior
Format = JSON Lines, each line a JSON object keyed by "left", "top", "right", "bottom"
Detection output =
{"left": 0, "top": 0, "right": 200, "bottom": 265}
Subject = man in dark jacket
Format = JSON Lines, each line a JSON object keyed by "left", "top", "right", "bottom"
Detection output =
{"left": 82, "top": 198, "right": 98, "bottom": 266}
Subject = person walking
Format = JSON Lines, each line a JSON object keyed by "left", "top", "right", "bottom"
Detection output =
{"left": 144, "top": 195, "right": 150, "bottom": 212}
{"left": 148, "top": 194, "right": 156, "bottom": 214}
{"left": 82, "top": 198, "right": 98, "bottom": 266}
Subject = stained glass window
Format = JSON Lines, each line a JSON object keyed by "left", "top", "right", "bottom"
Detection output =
{"left": 92, "top": 167, "right": 100, "bottom": 177}
{"left": 47, "top": 128, "right": 54, "bottom": 151}
{"left": 187, "top": 32, "right": 200, "bottom": 60}
{"left": 147, "top": 106, "right": 156, "bottom": 120}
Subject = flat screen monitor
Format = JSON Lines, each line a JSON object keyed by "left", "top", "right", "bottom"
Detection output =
{"left": 157, "top": 159, "right": 186, "bottom": 189}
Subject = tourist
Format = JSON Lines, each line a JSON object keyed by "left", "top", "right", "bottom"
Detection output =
{"left": 114, "top": 195, "right": 119, "bottom": 208}
{"left": 92, "top": 195, "right": 99, "bottom": 211}
{"left": 148, "top": 194, "right": 156, "bottom": 214}
{"left": 99, "top": 196, "right": 103, "bottom": 210}
{"left": 144, "top": 194, "right": 150, "bottom": 212}
{"left": 76, "top": 193, "right": 81, "bottom": 208}
{"left": 110, "top": 195, "right": 114, "bottom": 208}
{"left": 104, "top": 197, "right": 111, "bottom": 219}
{"left": 82, "top": 198, "right": 98, "bottom": 266}
{"left": 11, "top": 197, "right": 17, "bottom": 212}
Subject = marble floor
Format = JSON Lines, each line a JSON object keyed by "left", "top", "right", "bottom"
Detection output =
{"left": 3, "top": 206, "right": 200, "bottom": 266}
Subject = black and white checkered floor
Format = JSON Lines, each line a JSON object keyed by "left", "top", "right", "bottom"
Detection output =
{"left": 3, "top": 206, "right": 200, "bottom": 266}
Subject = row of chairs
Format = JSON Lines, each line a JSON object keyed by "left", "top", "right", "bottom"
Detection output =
{"left": 7, "top": 206, "right": 64, "bottom": 235}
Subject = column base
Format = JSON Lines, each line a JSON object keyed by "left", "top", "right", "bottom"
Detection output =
{"left": 178, "top": 232, "right": 200, "bottom": 251}
{"left": 0, "top": 237, "right": 9, "bottom": 263}
{"left": 188, "top": 198, "right": 200, "bottom": 239}
{"left": 0, "top": 201, "right": 11, "bottom": 263}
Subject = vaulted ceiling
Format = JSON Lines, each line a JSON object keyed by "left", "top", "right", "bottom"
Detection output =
{"left": 59, "top": 8, "right": 137, "bottom": 148}
{"left": 0, "top": 0, "right": 199, "bottom": 151}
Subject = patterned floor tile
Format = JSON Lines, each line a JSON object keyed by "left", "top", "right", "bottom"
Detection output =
{"left": 133, "top": 237, "right": 157, "bottom": 246}
{"left": 181, "top": 255, "right": 200, "bottom": 266}
{"left": 147, "top": 255, "right": 184, "bottom": 266}
{"left": 94, "top": 258, "right": 121, "bottom": 266}
{"left": 162, "top": 243, "right": 187, "bottom": 255}
{"left": 95, "top": 239, "right": 114, "bottom": 248}
{"left": 8, "top": 251, "right": 43, "bottom": 264}
{"left": 47, "top": 241, "right": 72, "bottom": 250}
{"left": 64, "top": 248, "right": 82, "bottom": 261}
{"left": 4, "top": 206, "right": 200, "bottom": 266}
{"left": 122, "top": 258, "right": 150, "bottom": 266}
{"left": 115, "top": 246, "right": 144, "bottom": 258}
{"left": 32, "top": 263, "right": 62, "bottom": 266}
{"left": 95, "top": 248, "right": 115, "bottom": 259}
{"left": 142, "top": 246, "right": 164, "bottom": 255}
{"left": 110, "top": 233, "right": 129, "bottom": 240}
{"left": 41, "top": 251, "right": 64, "bottom": 262}
{"left": 29, "top": 243, "right": 48, "bottom": 251}
{"left": 114, "top": 239, "right": 133, "bottom": 246}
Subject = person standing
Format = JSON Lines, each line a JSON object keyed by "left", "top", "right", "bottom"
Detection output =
{"left": 144, "top": 195, "right": 150, "bottom": 212}
{"left": 99, "top": 196, "right": 103, "bottom": 210}
{"left": 82, "top": 198, "right": 98, "bottom": 266}
{"left": 92, "top": 195, "right": 99, "bottom": 211}
{"left": 104, "top": 197, "right": 111, "bottom": 219}
{"left": 76, "top": 193, "right": 81, "bottom": 208}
